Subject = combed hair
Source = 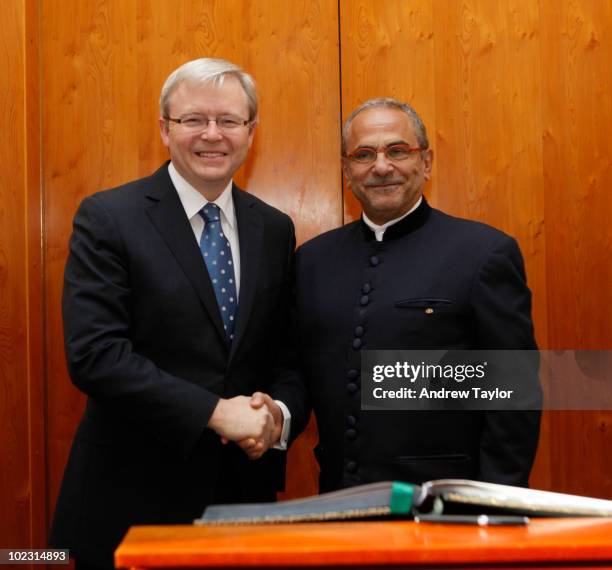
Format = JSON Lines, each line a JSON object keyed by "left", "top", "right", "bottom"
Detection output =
{"left": 159, "top": 58, "right": 258, "bottom": 120}
{"left": 341, "top": 97, "right": 429, "bottom": 154}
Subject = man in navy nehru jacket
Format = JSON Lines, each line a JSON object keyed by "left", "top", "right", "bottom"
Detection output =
{"left": 295, "top": 98, "right": 540, "bottom": 493}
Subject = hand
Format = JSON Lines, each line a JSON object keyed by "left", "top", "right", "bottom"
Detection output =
{"left": 207, "top": 395, "right": 275, "bottom": 445}
{"left": 235, "top": 392, "right": 283, "bottom": 460}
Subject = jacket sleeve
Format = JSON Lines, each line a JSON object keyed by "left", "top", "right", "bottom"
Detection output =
{"left": 469, "top": 235, "right": 542, "bottom": 486}
{"left": 63, "top": 195, "right": 219, "bottom": 457}
{"left": 266, "top": 216, "right": 310, "bottom": 443}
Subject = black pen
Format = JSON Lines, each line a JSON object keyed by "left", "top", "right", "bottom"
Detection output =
{"left": 414, "top": 514, "right": 530, "bottom": 526}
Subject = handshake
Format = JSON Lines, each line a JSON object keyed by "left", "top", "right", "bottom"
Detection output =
{"left": 207, "top": 392, "right": 283, "bottom": 460}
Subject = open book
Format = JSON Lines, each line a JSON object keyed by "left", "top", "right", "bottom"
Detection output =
{"left": 196, "top": 479, "right": 612, "bottom": 525}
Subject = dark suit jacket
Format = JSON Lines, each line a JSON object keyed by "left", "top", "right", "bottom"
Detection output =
{"left": 295, "top": 198, "right": 540, "bottom": 493}
{"left": 50, "top": 163, "right": 307, "bottom": 567}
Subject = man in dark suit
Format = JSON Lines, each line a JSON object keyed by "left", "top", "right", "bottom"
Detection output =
{"left": 295, "top": 98, "right": 540, "bottom": 493}
{"left": 50, "top": 58, "right": 307, "bottom": 570}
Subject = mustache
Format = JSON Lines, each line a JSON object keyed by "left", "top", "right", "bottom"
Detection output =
{"left": 364, "top": 178, "right": 405, "bottom": 187}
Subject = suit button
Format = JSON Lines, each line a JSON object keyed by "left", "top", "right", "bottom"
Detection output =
{"left": 360, "top": 295, "right": 369, "bottom": 306}
{"left": 346, "top": 415, "right": 357, "bottom": 427}
{"left": 346, "top": 428, "right": 357, "bottom": 440}
{"left": 347, "top": 382, "right": 358, "bottom": 394}
{"left": 352, "top": 338, "right": 362, "bottom": 349}
{"left": 370, "top": 256, "right": 379, "bottom": 267}
{"left": 347, "top": 369, "right": 359, "bottom": 379}
{"left": 354, "top": 326, "right": 364, "bottom": 337}
{"left": 362, "top": 283, "right": 372, "bottom": 294}
{"left": 346, "top": 461, "right": 358, "bottom": 473}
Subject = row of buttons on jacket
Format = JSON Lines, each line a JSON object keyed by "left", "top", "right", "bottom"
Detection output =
{"left": 344, "top": 256, "right": 380, "bottom": 481}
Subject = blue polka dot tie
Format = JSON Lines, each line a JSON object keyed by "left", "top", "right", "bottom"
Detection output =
{"left": 199, "top": 204, "right": 238, "bottom": 342}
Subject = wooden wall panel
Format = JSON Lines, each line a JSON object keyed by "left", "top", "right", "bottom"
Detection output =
{"left": 431, "top": 0, "right": 546, "bottom": 328}
{"left": 42, "top": 0, "right": 142, "bottom": 522}
{"left": 429, "top": 0, "right": 551, "bottom": 491}
{"left": 2, "top": 0, "right": 609, "bottom": 548}
{"left": 0, "top": 0, "right": 44, "bottom": 550}
{"left": 539, "top": 0, "right": 612, "bottom": 496}
{"left": 44, "top": 0, "right": 340, "bottom": 517}
{"left": 0, "top": 0, "right": 29, "bottom": 548}
{"left": 340, "top": 0, "right": 611, "bottom": 497}
{"left": 541, "top": 0, "right": 612, "bottom": 351}
{"left": 339, "top": 0, "right": 436, "bottom": 222}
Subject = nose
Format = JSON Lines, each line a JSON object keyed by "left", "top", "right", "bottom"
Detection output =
{"left": 372, "top": 151, "right": 394, "bottom": 176}
{"left": 200, "top": 120, "right": 223, "bottom": 140}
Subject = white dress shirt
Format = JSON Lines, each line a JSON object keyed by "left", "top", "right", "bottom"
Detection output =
{"left": 168, "top": 162, "right": 290, "bottom": 449}
{"left": 362, "top": 196, "right": 423, "bottom": 241}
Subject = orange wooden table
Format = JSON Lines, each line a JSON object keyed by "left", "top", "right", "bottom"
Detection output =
{"left": 115, "top": 519, "right": 612, "bottom": 569}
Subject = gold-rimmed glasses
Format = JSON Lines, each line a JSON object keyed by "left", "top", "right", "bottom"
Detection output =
{"left": 345, "top": 143, "right": 426, "bottom": 164}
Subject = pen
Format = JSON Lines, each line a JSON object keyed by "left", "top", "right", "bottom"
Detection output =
{"left": 414, "top": 514, "right": 530, "bottom": 526}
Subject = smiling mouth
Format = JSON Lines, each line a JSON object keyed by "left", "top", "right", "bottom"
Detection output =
{"left": 365, "top": 181, "right": 404, "bottom": 189}
{"left": 195, "top": 151, "right": 227, "bottom": 158}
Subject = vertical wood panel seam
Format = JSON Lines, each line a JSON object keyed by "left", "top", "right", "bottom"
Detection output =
{"left": 23, "top": 0, "right": 34, "bottom": 545}
{"left": 337, "top": 0, "right": 345, "bottom": 224}
{"left": 536, "top": 0, "right": 549, "bottom": 351}
{"left": 430, "top": 0, "right": 437, "bottom": 204}
{"left": 25, "top": 0, "right": 47, "bottom": 546}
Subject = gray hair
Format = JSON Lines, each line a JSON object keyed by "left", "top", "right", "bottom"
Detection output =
{"left": 159, "top": 58, "right": 258, "bottom": 120}
{"left": 341, "top": 97, "right": 429, "bottom": 155}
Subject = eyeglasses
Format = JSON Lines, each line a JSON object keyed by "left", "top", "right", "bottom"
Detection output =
{"left": 345, "top": 143, "right": 426, "bottom": 164}
{"left": 165, "top": 114, "right": 251, "bottom": 133}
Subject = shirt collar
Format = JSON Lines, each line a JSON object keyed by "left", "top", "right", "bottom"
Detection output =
{"left": 168, "top": 162, "right": 236, "bottom": 229}
{"left": 362, "top": 196, "right": 423, "bottom": 241}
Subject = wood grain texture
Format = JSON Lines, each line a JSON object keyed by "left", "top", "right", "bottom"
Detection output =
{"left": 42, "top": 0, "right": 142, "bottom": 524}
{"left": 278, "top": 414, "right": 320, "bottom": 501}
{"left": 4, "top": 2, "right": 609, "bottom": 549}
{"left": 540, "top": 0, "right": 612, "bottom": 351}
{"left": 339, "top": 0, "right": 436, "bottom": 223}
{"left": 339, "top": 0, "right": 612, "bottom": 498}
{"left": 233, "top": 0, "right": 342, "bottom": 245}
{"left": 432, "top": 0, "right": 547, "bottom": 339}
{"left": 24, "top": 0, "right": 46, "bottom": 548}
{"left": 115, "top": 520, "right": 612, "bottom": 569}
{"left": 539, "top": 0, "right": 612, "bottom": 497}
{"left": 0, "top": 0, "right": 45, "bottom": 550}
{"left": 0, "top": 0, "right": 29, "bottom": 548}
{"left": 430, "top": 0, "right": 551, "bottom": 491}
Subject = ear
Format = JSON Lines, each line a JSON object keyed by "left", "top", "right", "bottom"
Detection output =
{"left": 159, "top": 117, "right": 170, "bottom": 148}
{"left": 247, "top": 119, "right": 258, "bottom": 148}
{"left": 341, "top": 157, "right": 352, "bottom": 186}
{"left": 422, "top": 148, "right": 434, "bottom": 181}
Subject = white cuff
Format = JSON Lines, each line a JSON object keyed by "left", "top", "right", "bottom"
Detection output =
{"left": 272, "top": 399, "right": 291, "bottom": 450}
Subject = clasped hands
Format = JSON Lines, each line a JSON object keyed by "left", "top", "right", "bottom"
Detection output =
{"left": 208, "top": 392, "right": 282, "bottom": 460}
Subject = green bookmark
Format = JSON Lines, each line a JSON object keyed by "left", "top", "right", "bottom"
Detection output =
{"left": 390, "top": 482, "right": 415, "bottom": 515}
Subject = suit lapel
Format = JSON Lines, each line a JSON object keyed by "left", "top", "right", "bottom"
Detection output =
{"left": 230, "top": 184, "right": 263, "bottom": 361}
{"left": 144, "top": 165, "right": 227, "bottom": 345}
